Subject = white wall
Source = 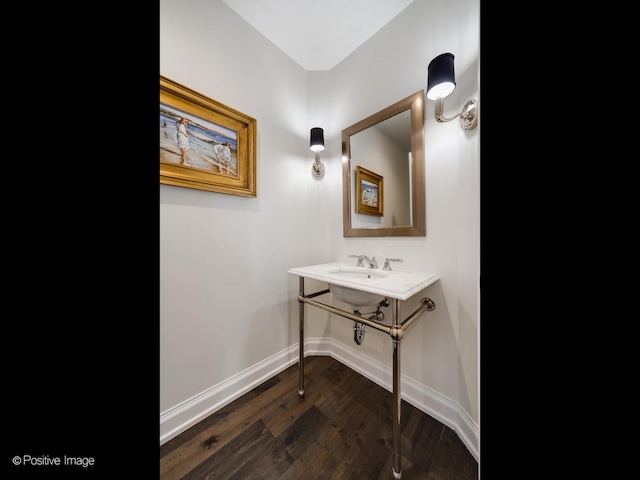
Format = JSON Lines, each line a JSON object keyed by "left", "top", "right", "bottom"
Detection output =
{"left": 160, "top": 0, "right": 479, "bottom": 460}
{"left": 160, "top": 0, "right": 332, "bottom": 418}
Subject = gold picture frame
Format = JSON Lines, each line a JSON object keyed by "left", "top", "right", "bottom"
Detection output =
{"left": 355, "top": 166, "right": 383, "bottom": 216}
{"left": 160, "top": 76, "right": 257, "bottom": 197}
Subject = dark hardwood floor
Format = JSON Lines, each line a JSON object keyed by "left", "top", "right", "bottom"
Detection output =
{"left": 160, "top": 355, "right": 478, "bottom": 480}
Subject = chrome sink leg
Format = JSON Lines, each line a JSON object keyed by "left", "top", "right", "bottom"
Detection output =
{"left": 391, "top": 298, "right": 402, "bottom": 479}
{"left": 298, "top": 277, "right": 305, "bottom": 398}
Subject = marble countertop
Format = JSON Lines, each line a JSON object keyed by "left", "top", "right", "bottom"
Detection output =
{"left": 288, "top": 262, "right": 439, "bottom": 301}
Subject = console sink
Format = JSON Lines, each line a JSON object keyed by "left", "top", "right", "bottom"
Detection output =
{"left": 288, "top": 262, "right": 440, "bottom": 307}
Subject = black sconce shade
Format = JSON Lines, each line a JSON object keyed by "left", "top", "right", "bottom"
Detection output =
{"left": 310, "top": 127, "right": 325, "bottom": 152}
{"left": 427, "top": 53, "right": 456, "bottom": 100}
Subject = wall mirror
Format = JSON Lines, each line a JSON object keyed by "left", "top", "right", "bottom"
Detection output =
{"left": 342, "top": 90, "right": 425, "bottom": 237}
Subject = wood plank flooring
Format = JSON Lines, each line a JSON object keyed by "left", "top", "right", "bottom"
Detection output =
{"left": 160, "top": 356, "right": 478, "bottom": 480}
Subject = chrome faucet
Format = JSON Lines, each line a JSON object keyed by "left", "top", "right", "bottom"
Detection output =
{"left": 363, "top": 256, "right": 378, "bottom": 268}
{"left": 383, "top": 258, "right": 403, "bottom": 271}
{"left": 349, "top": 254, "right": 378, "bottom": 268}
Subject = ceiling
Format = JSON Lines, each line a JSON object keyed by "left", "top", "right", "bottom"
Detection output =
{"left": 221, "top": 0, "right": 416, "bottom": 71}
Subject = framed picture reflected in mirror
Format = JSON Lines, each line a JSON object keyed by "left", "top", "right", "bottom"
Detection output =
{"left": 355, "top": 166, "right": 383, "bottom": 216}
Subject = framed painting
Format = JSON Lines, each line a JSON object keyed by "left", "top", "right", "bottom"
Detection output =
{"left": 355, "top": 166, "right": 383, "bottom": 216}
{"left": 160, "top": 76, "right": 257, "bottom": 197}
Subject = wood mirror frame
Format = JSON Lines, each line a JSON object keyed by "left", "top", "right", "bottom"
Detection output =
{"left": 342, "top": 90, "right": 426, "bottom": 237}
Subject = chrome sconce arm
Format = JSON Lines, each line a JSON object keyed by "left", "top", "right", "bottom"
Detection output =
{"left": 312, "top": 152, "right": 324, "bottom": 176}
{"left": 434, "top": 97, "right": 478, "bottom": 130}
{"left": 427, "top": 52, "right": 478, "bottom": 131}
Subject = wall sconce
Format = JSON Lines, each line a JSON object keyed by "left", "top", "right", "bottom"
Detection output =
{"left": 309, "top": 127, "right": 325, "bottom": 176}
{"left": 426, "top": 53, "right": 478, "bottom": 130}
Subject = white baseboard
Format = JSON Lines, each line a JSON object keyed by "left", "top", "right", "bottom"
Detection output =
{"left": 160, "top": 345, "right": 300, "bottom": 446}
{"left": 307, "top": 337, "right": 479, "bottom": 461}
{"left": 160, "top": 337, "right": 479, "bottom": 462}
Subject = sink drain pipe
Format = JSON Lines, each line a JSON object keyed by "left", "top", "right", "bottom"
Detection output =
{"left": 352, "top": 298, "right": 390, "bottom": 345}
{"left": 353, "top": 319, "right": 366, "bottom": 345}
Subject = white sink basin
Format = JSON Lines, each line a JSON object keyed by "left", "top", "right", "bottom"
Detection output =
{"left": 288, "top": 262, "right": 440, "bottom": 307}
{"left": 328, "top": 268, "right": 387, "bottom": 280}
{"left": 326, "top": 268, "right": 387, "bottom": 307}
{"left": 328, "top": 283, "right": 386, "bottom": 307}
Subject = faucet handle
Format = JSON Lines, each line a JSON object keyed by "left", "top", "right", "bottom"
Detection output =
{"left": 383, "top": 258, "right": 403, "bottom": 271}
{"left": 349, "top": 254, "right": 365, "bottom": 267}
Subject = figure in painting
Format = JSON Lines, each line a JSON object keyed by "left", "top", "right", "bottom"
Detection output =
{"left": 213, "top": 141, "right": 232, "bottom": 174}
{"left": 176, "top": 117, "right": 190, "bottom": 165}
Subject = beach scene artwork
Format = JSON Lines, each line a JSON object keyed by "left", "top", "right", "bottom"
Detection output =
{"left": 361, "top": 179, "right": 379, "bottom": 207}
{"left": 160, "top": 103, "right": 239, "bottom": 177}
